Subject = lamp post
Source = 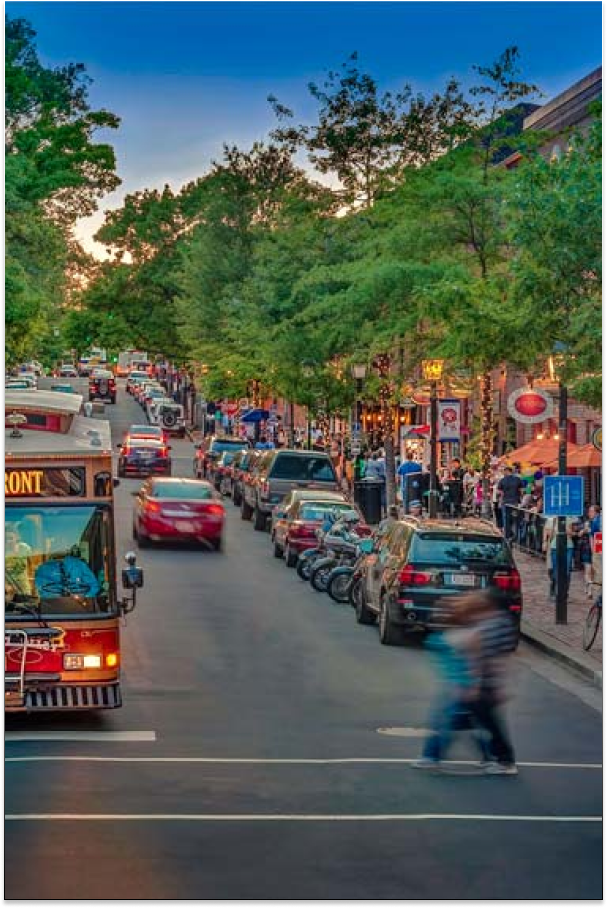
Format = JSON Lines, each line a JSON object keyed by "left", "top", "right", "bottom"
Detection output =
{"left": 351, "top": 364, "right": 367, "bottom": 443}
{"left": 301, "top": 360, "right": 317, "bottom": 450}
{"left": 422, "top": 359, "right": 444, "bottom": 518}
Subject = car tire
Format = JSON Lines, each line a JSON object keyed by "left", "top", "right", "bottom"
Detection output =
{"left": 110, "top": 395, "right": 116, "bottom": 404}
{"left": 285, "top": 545, "right": 298, "bottom": 568}
{"left": 253, "top": 507, "right": 266, "bottom": 531}
{"left": 379, "top": 593, "right": 403, "bottom": 645}
{"left": 241, "top": 498, "right": 253, "bottom": 521}
{"left": 117, "top": 463, "right": 125, "bottom": 478}
{"left": 355, "top": 584, "right": 376, "bottom": 624}
{"left": 211, "top": 536, "right": 223, "bottom": 552}
{"left": 273, "top": 540, "right": 284, "bottom": 559}
{"left": 233, "top": 489, "right": 241, "bottom": 507}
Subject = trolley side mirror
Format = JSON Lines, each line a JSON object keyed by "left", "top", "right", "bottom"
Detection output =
{"left": 121, "top": 552, "right": 143, "bottom": 614}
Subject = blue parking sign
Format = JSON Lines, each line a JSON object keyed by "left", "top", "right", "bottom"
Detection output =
{"left": 543, "top": 475, "right": 584, "bottom": 517}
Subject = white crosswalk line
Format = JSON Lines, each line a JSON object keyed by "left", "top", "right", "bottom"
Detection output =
{"left": 5, "top": 731, "right": 156, "bottom": 743}
{"left": 5, "top": 813, "right": 601, "bottom": 823}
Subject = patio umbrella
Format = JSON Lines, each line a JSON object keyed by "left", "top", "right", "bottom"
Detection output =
{"left": 545, "top": 443, "right": 602, "bottom": 470}
{"left": 240, "top": 408, "right": 270, "bottom": 423}
{"left": 501, "top": 437, "right": 579, "bottom": 466}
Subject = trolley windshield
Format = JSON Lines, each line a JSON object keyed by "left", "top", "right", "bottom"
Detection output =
{"left": 5, "top": 504, "right": 115, "bottom": 617}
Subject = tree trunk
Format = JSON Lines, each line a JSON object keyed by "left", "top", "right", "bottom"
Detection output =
{"left": 383, "top": 405, "right": 397, "bottom": 509}
{"left": 480, "top": 370, "right": 494, "bottom": 519}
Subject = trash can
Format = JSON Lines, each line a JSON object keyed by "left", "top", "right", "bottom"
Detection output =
{"left": 402, "top": 472, "right": 429, "bottom": 513}
{"left": 354, "top": 478, "right": 384, "bottom": 525}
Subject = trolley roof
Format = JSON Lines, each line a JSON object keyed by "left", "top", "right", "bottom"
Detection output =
{"left": 5, "top": 390, "right": 112, "bottom": 456}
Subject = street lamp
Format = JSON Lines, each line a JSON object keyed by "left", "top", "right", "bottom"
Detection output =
{"left": 422, "top": 359, "right": 445, "bottom": 518}
{"left": 351, "top": 364, "right": 367, "bottom": 442}
{"left": 301, "top": 360, "right": 318, "bottom": 449}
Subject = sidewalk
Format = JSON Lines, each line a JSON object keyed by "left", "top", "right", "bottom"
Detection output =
{"left": 514, "top": 549, "right": 602, "bottom": 688}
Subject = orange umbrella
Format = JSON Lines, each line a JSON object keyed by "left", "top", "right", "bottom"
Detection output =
{"left": 501, "top": 437, "right": 579, "bottom": 466}
{"left": 545, "top": 443, "right": 602, "bottom": 470}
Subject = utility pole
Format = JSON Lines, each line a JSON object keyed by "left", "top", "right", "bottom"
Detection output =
{"left": 429, "top": 379, "right": 439, "bottom": 518}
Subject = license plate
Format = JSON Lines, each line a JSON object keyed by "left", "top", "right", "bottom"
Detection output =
{"left": 446, "top": 573, "right": 476, "bottom": 587}
{"left": 175, "top": 520, "right": 194, "bottom": 532}
{"left": 138, "top": 451, "right": 153, "bottom": 460}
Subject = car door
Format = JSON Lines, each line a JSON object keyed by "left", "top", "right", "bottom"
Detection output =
{"left": 276, "top": 499, "right": 295, "bottom": 547}
{"left": 382, "top": 526, "right": 411, "bottom": 597}
{"left": 365, "top": 525, "right": 397, "bottom": 611}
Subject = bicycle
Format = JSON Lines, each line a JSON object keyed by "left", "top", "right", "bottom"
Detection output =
{"left": 582, "top": 586, "right": 602, "bottom": 651}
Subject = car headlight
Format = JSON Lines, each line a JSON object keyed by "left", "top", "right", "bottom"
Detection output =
{"left": 63, "top": 653, "right": 102, "bottom": 670}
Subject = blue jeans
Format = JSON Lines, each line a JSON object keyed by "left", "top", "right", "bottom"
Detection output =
{"left": 422, "top": 697, "right": 490, "bottom": 762}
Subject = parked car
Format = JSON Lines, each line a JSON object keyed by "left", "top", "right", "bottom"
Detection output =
{"left": 209, "top": 449, "right": 245, "bottom": 494}
{"left": 273, "top": 494, "right": 363, "bottom": 566}
{"left": 241, "top": 448, "right": 340, "bottom": 531}
{"left": 126, "top": 370, "right": 150, "bottom": 394}
{"left": 50, "top": 383, "right": 76, "bottom": 393}
{"left": 193, "top": 435, "right": 252, "bottom": 480}
{"left": 16, "top": 371, "right": 37, "bottom": 388}
{"left": 149, "top": 398, "right": 186, "bottom": 437}
{"left": 144, "top": 387, "right": 166, "bottom": 416}
{"left": 231, "top": 450, "right": 262, "bottom": 507}
{"left": 5, "top": 380, "right": 36, "bottom": 391}
{"left": 117, "top": 438, "right": 172, "bottom": 477}
{"left": 89, "top": 369, "right": 116, "bottom": 404}
{"left": 58, "top": 364, "right": 78, "bottom": 378}
{"left": 355, "top": 517, "right": 522, "bottom": 646}
{"left": 132, "top": 477, "right": 224, "bottom": 550}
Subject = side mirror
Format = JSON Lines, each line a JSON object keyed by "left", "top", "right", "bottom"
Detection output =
{"left": 275, "top": 510, "right": 287, "bottom": 519}
{"left": 122, "top": 552, "right": 143, "bottom": 589}
{"left": 359, "top": 538, "right": 374, "bottom": 555}
{"left": 117, "top": 443, "right": 122, "bottom": 449}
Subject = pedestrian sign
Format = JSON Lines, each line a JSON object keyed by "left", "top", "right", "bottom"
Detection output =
{"left": 543, "top": 475, "right": 584, "bottom": 517}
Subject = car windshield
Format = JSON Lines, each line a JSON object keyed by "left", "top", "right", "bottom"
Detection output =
{"left": 270, "top": 455, "right": 337, "bottom": 482}
{"left": 300, "top": 503, "right": 352, "bottom": 521}
{"left": 5, "top": 505, "right": 115, "bottom": 617}
{"left": 129, "top": 426, "right": 162, "bottom": 436}
{"left": 153, "top": 482, "right": 213, "bottom": 500}
{"left": 411, "top": 534, "right": 511, "bottom": 565}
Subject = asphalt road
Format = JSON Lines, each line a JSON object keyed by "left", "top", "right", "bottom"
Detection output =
{"left": 5, "top": 384, "right": 603, "bottom": 899}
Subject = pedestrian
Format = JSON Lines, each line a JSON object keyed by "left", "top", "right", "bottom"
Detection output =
{"left": 365, "top": 451, "right": 387, "bottom": 516}
{"left": 543, "top": 514, "right": 576, "bottom": 597}
{"left": 413, "top": 595, "right": 488, "bottom": 770}
{"left": 497, "top": 466, "right": 523, "bottom": 542}
{"left": 468, "top": 590, "right": 518, "bottom": 774}
{"left": 397, "top": 452, "right": 421, "bottom": 512}
{"left": 579, "top": 504, "right": 601, "bottom": 599}
{"left": 353, "top": 450, "right": 367, "bottom": 482}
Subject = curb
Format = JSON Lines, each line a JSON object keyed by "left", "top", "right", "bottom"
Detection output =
{"left": 520, "top": 621, "right": 602, "bottom": 689}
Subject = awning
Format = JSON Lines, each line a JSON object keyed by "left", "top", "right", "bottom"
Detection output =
{"left": 403, "top": 425, "right": 430, "bottom": 438}
{"left": 240, "top": 408, "right": 270, "bottom": 424}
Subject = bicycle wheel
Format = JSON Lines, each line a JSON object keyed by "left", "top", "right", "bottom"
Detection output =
{"left": 582, "top": 601, "right": 601, "bottom": 651}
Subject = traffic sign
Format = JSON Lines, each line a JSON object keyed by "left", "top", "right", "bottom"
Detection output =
{"left": 594, "top": 531, "right": 602, "bottom": 555}
{"left": 543, "top": 475, "right": 584, "bottom": 517}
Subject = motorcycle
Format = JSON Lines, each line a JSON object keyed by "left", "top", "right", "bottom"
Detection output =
{"left": 327, "top": 537, "right": 374, "bottom": 603}
{"left": 309, "top": 514, "right": 364, "bottom": 593}
{"left": 295, "top": 512, "right": 341, "bottom": 581}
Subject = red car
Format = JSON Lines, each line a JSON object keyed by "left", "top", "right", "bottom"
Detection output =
{"left": 132, "top": 477, "right": 225, "bottom": 550}
{"left": 273, "top": 496, "right": 367, "bottom": 566}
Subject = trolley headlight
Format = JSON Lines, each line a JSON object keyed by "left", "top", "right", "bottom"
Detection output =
{"left": 63, "top": 653, "right": 102, "bottom": 670}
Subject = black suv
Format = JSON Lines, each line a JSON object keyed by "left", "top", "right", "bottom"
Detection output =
{"left": 193, "top": 436, "right": 250, "bottom": 480}
{"left": 356, "top": 518, "right": 522, "bottom": 646}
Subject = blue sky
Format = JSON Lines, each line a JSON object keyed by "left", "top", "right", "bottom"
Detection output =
{"left": 7, "top": 1, "right": 602, "bottom": 255}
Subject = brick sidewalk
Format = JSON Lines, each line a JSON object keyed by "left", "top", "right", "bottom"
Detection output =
{"left": 514, "top": 548, "right": 602, "bottom": 668}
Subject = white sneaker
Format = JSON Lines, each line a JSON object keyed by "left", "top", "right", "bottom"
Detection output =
{"left": 484, "top": 762, "right": 518, "bottom": 776}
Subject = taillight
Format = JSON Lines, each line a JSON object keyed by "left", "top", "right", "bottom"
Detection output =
{"left": 205, "top": 504, "right": 224, "bottom": 517}
{"left": 493, "top": 571, "right": 521, "bottom": 591}
{"left": 123, "top": 446, "right": 132, "bottom": 455}
{"left": 146, "top": 500, "right": 161, "bottom": 514}
{"left": 261, "top": 481, "right": 270, "bottom": 497}
{"left": 290, "top": 522, "right": 317, "bottom": 538}
{"left": 398, "top": 565, "right": 433, "bottom": 585}
{"left": 160, "top": 447, "right": 169, "bottom": 458}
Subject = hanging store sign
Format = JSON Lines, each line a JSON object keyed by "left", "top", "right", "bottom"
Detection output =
{"left": 438, "top": 400, "right": 461, "bottom": 442}
{"left": 507, "top": 387, "right": 554, "bottom": 424}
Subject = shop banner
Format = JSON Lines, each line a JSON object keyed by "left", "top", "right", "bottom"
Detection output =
{"left": 438, "top": 399, "right": 461, "bottom": 442}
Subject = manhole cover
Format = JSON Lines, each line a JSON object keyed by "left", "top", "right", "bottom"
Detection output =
{"left": 376, "top": 727, "right": 431, "bottom": 738}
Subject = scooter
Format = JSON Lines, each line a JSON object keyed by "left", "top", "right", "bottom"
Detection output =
{"left": 327, "top": 538, "right": 373, "bottom": 603}
{"left": 309, "top": 515, "right": 364, "bottom": 593}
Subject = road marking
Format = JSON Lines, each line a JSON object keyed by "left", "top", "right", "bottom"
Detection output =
{"left": 377, "top": 727, "right": 432, "bottom": 737}
{"left": 5, "top": 731, "right": 156, "bottom": 743}
{"left": 4, "top": 813, "right": 601, "bottom": 823}
{"left": 4, "top": 756, "right": 601, "bottom": 769}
